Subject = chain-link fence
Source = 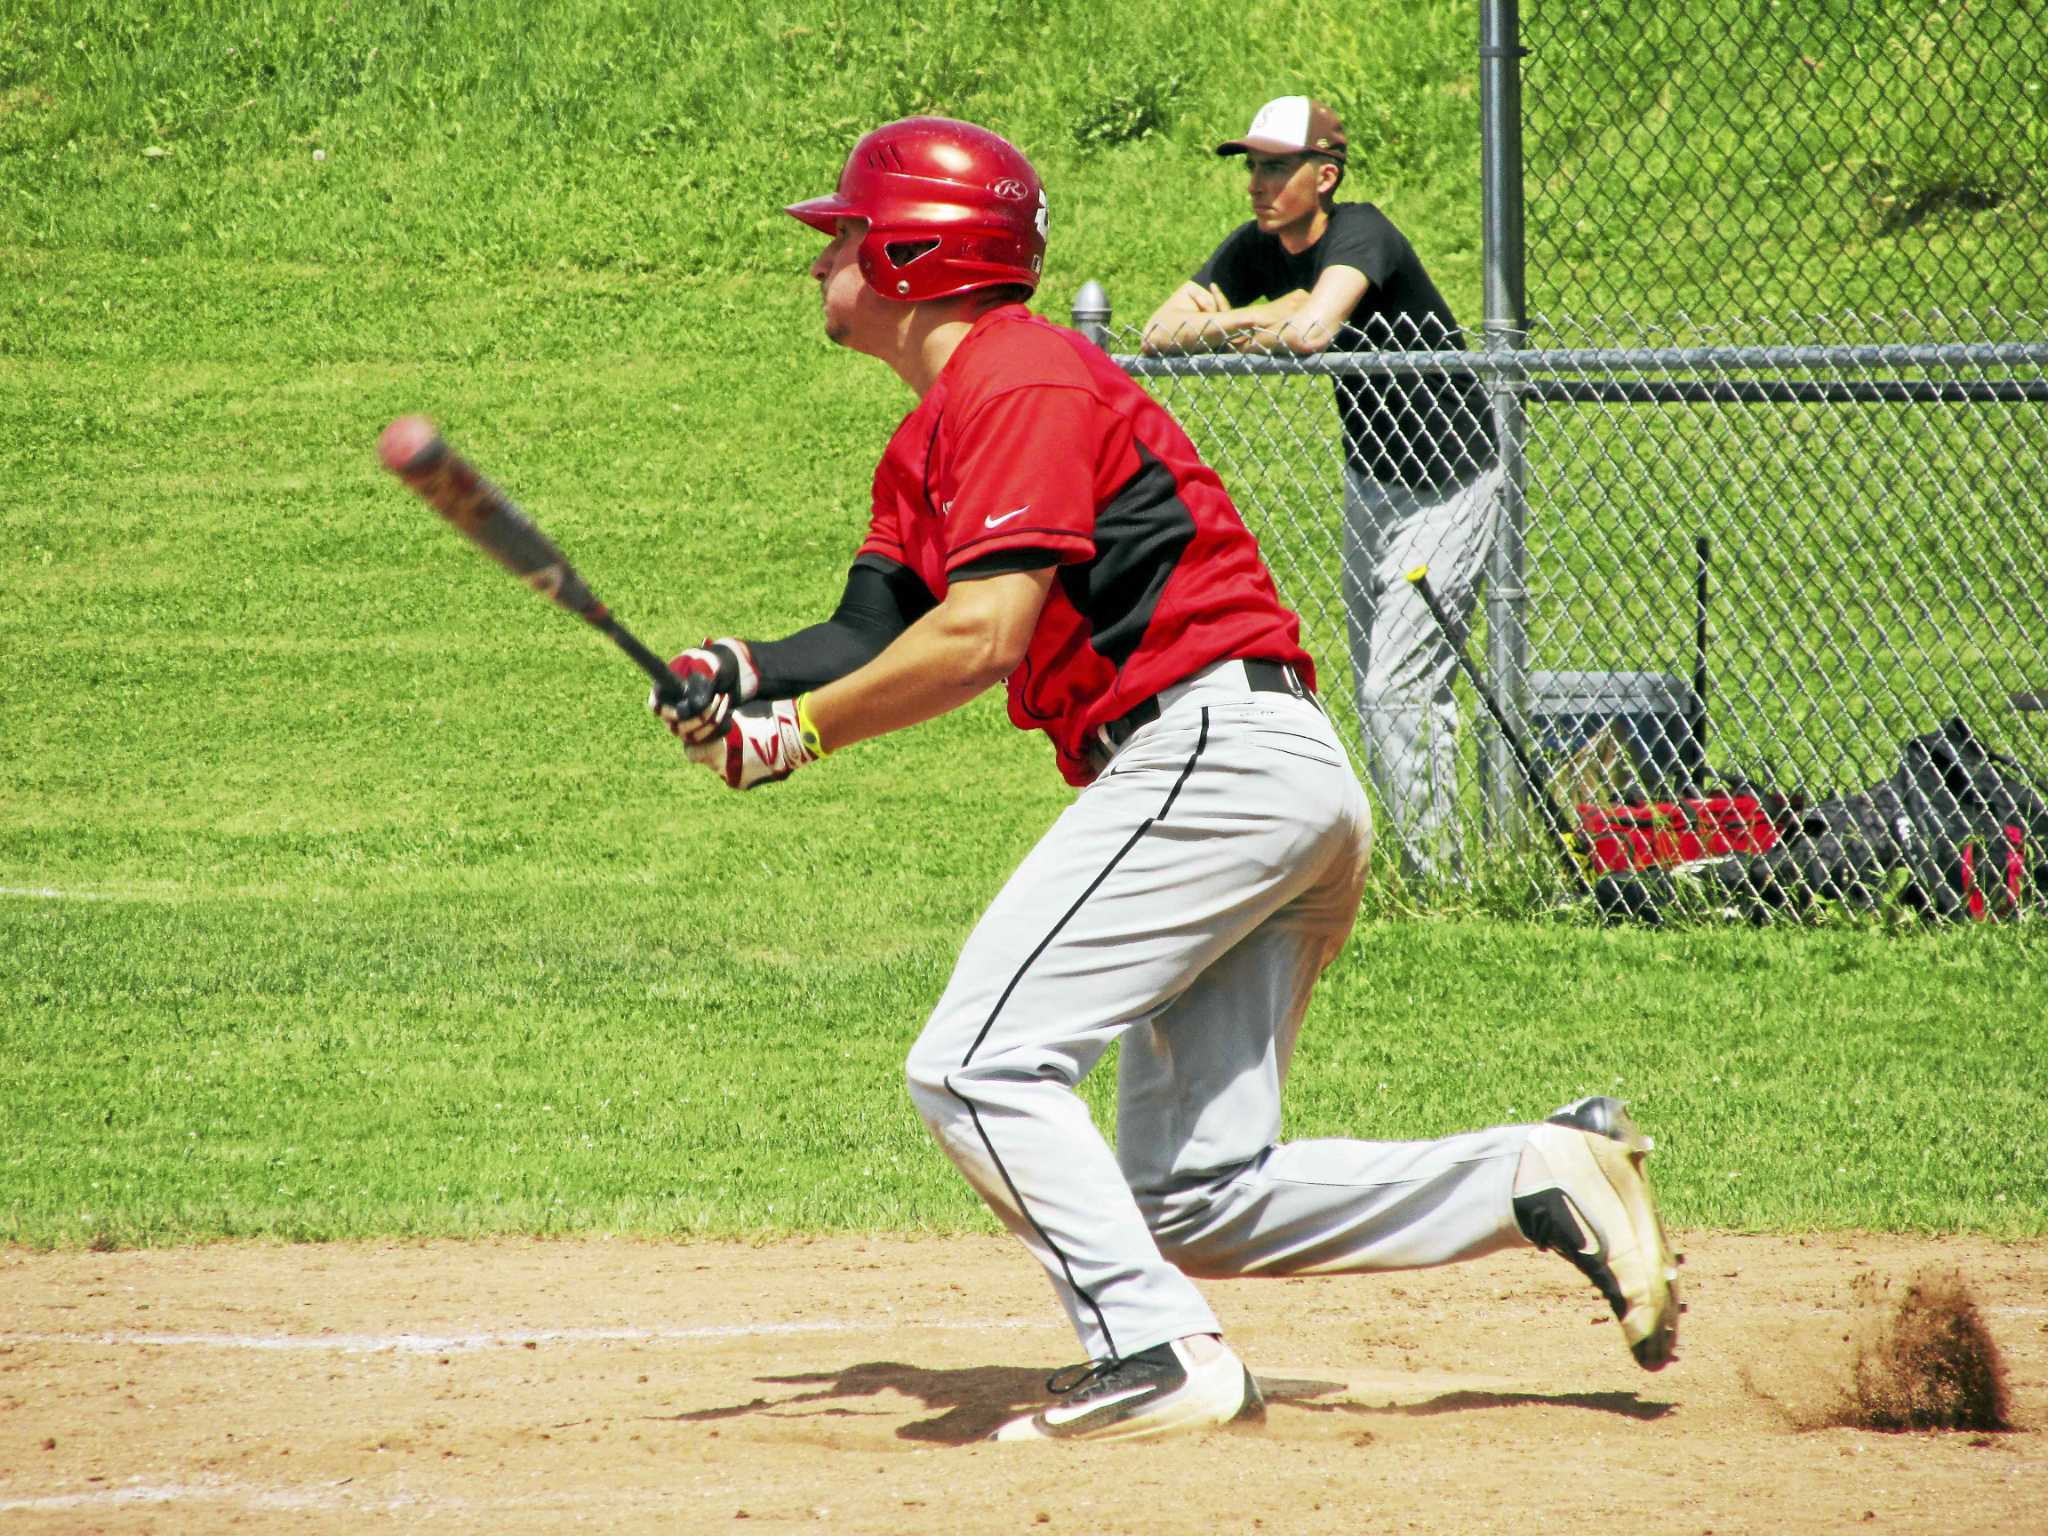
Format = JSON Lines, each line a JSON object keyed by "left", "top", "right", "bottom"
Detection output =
{"left": 1075, "top": 308, "right": 2048, "bottom": 913}
{"left": 1067, "top": 1, "right": 2048, "bottom": 917}
{"left": 1521, "top": 0, "right": 2048, "bottom": 329}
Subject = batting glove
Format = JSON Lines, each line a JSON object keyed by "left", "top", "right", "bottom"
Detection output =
{"left": 650, "top": 637, "right": 760, "bottom": 746}
{"left": 685, "top": 697, "right": 820, "bottom": 790}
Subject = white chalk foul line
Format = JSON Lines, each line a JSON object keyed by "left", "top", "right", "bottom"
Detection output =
{"left": 0, "top": 885, "right": 109, "bottom": 901}
{"left": 0, "top": 1480, "right": 371, "bottom": 1515}
{"left": 0, "top": 1479, "right": 684, "bottom": 1516}
{"left": 2, "top": 1316, "right": 1045, "bottom": 1355}
{"left": 0, "top": 1316, "right": 1050, "bottom": 1517}
{"left": 7, "top": 1306, "right": 2043, "bottom": 1358}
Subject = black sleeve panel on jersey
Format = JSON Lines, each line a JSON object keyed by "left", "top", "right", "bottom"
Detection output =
{"left": 747, "top": 554, "right": 938, "bottom": 699}
{"left": 952, "top": 548, "right": 1062, "bottom": 580}
{"left": 1191, "top": 223, "right": 1271, "bottom": 306}
{"left": 1316, "top": 205, "right": 1405, "bottom": 288}
{"left": 1055, "top": 444, "right": 1196, "bottom": 669}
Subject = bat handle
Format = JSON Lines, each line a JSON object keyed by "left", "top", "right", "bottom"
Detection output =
{"left": 670, "top": 671, "right": 716, "bottom": 718}
{"left": 604, "top": 618, "right": 714, "bottom": 716}
{"left": 1405, "top": 565, "right": 1592, "bottom": 891}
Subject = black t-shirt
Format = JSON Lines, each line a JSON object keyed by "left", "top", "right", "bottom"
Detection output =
{"left": 1194, "top": 203, "right": 1498, "bottom": 488}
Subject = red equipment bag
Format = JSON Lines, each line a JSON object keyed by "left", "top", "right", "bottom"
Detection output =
{"left": 1577, "top": 794, "right": 1782, "bottom": 874}
{"left": 1958, "top": 825, "right": 2028, "bottom": 921}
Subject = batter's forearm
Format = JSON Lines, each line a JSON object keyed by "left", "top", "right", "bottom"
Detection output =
{"left": 802, "top": 568, "right": 1053, "bottom": 753}
{"left": 802, "top": 609, "right": 1010, "bottom": 752}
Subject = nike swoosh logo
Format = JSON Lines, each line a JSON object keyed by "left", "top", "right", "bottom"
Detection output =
{"left": 1042, "top": 1383, "right": 1155, "bottom": 1426}
{"left": 984, "top": 506, "right": 1029, "bottom": 528}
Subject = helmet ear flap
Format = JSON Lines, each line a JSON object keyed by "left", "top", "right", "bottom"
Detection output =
{"left": 880, "top": 236, "right": 944, "bottom": 293}
{"left": 859, "top": 232, "right": 944, "bottom": 297}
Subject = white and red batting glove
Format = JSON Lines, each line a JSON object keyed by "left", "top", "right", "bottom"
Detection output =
{"left": 650, "top": 637, "right": 760, "bottom": 745}
{"left": 684, "top": 698, "right": 821, "bottom": 790}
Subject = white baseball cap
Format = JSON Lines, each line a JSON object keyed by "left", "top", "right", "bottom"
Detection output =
{"left": 1215, "top": 96, "right": 1348, "bottom": 162}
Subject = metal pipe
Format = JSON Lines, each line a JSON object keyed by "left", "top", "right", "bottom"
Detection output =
{"left": 1526, "top": 378, "right": 2048, "bottom": 404}
{"left": 1479, "top": 0, "right": 1532, "bottom": 842}
{"left": 1071, "top": 280, "right": 1111, "bottom": 348}
{"left": 1112, "top": 342, "right": 2048, "bottom": 378}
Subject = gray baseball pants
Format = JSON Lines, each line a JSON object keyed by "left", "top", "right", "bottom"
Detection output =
{"left": 1341, "top": 461, "right": 1505, "bottom": 882}
{"left": 905, "top": 662, "right": 1532, "bottom": 1362}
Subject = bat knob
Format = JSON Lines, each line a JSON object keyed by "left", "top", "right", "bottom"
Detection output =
{"left": 668, "top": 670, "right": 716, "bottom": 719}
{"left": 379, "top": 415, "right": 445, "bottom": 476}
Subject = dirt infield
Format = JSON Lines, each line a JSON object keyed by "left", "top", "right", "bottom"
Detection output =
{"left": 2, "top": 1232, "right": 2041, "bottom": 1533}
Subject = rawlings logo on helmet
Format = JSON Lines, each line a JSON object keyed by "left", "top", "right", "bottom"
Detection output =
{"left": 991, "top": 177, "right": 1029, "bottom": 201}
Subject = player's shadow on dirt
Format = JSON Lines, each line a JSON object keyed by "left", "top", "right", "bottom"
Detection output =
{"left": 656, "top": 1364, "right": 1664, "bottom": 1445}
{"left": 656, "top": 1361, "right": 1051, "bottom": 1443}
{"left": 1258, "top": 1379, "right": 1671, "bottom": 1424}
{"left": 1375, "top": 1387, "right": 1675, "bottom": 1422}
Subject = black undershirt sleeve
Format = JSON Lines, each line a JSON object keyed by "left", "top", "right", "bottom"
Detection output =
{"left": 950, "top": 548, "right": 1061, "bottom": 580}
{"left": 746, "top": 549, "right": 1061, "bottom": 698}
{"left": 747, "top": 555, "right": 936, "bottom": 698}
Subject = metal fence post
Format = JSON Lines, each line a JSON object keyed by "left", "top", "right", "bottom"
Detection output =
{"left": 1072, "top": 281, "right": 1111, "bottom": 347}
{"left": 1479, "top": 0, "right": 1532, "bottom": 845}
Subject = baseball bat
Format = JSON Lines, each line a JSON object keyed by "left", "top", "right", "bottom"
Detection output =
{"left": 1691, "top": 533, "right": 1710, "bottom": 780}
{"left": 377, "top": 415, "right": 708, "bottom": 715}
{"left": 1405, "top": 566, "right": 1596, "bottom": 895}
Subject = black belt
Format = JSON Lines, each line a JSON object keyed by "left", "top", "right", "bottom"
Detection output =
{"left": 1094, "top": 659, "right": 1313, "bottom": 758}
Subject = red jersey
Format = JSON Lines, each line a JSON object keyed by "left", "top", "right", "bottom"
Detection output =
{"left": 858, "top": 305, "right": 1315, "bottom": 785}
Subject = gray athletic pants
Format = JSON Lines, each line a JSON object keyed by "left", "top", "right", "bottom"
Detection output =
{"left": 905, "top": 661, "right": 1531, "bottom": 1362}
{"left": 1341, "top": 461, "right": 1505, "bottom": 882}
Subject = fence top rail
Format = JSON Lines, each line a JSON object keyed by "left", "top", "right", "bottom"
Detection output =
{"left": 1112, "top": 342, "right": 2048, "bottom": 379}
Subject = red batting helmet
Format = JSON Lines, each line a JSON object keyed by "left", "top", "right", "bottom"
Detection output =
{"left": 786, "top": 117, "right": 1048, "bottom": 302}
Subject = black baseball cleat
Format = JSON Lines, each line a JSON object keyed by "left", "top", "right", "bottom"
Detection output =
{"left": 1514, "top": 1095, "right": 1684, "bottom": 1371}
{"left": 991, "top": 1337, "right": 1266, "bottom": 1442}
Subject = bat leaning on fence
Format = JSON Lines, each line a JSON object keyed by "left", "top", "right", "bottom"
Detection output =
{"left": 377, "top": 415, "right": 710, "bottom": 717}
{"left": 1405, "top": 565, "right": 1599, "bottom": 899}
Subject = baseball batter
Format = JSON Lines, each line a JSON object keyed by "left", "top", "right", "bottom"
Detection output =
{"left": 656, "top": 117, "right": 1681, "bottom": 1442}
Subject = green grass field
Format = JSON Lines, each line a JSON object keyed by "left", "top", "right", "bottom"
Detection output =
{"left": 3, "top": 0, "right": 2045, "bottom": 1250}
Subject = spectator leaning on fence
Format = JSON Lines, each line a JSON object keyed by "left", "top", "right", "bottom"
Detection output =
{"left": 1142, "top": 96, "right": 1503, "bottom": 884}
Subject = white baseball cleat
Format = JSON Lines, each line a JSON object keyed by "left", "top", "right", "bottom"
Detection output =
{"left": 991, "top": 1336, "right": 1266, "bottom": 1442}
{"left": 1515, "top": 1095, "right": 1684, "bottom": 1370}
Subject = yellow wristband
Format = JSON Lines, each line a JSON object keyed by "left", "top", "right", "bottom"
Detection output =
{"left": 794, "top": 692, "right": 829, "bottom": 759}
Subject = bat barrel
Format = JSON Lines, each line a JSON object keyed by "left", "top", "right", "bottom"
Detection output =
{"left": 380, "top": 415, "right": 702, "bottom": 718}
{"left": 378, "top": 415, "right": 447, "bottom": 478}
{"left": 379, "top": 416, "right": 604, "bottom": 621}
